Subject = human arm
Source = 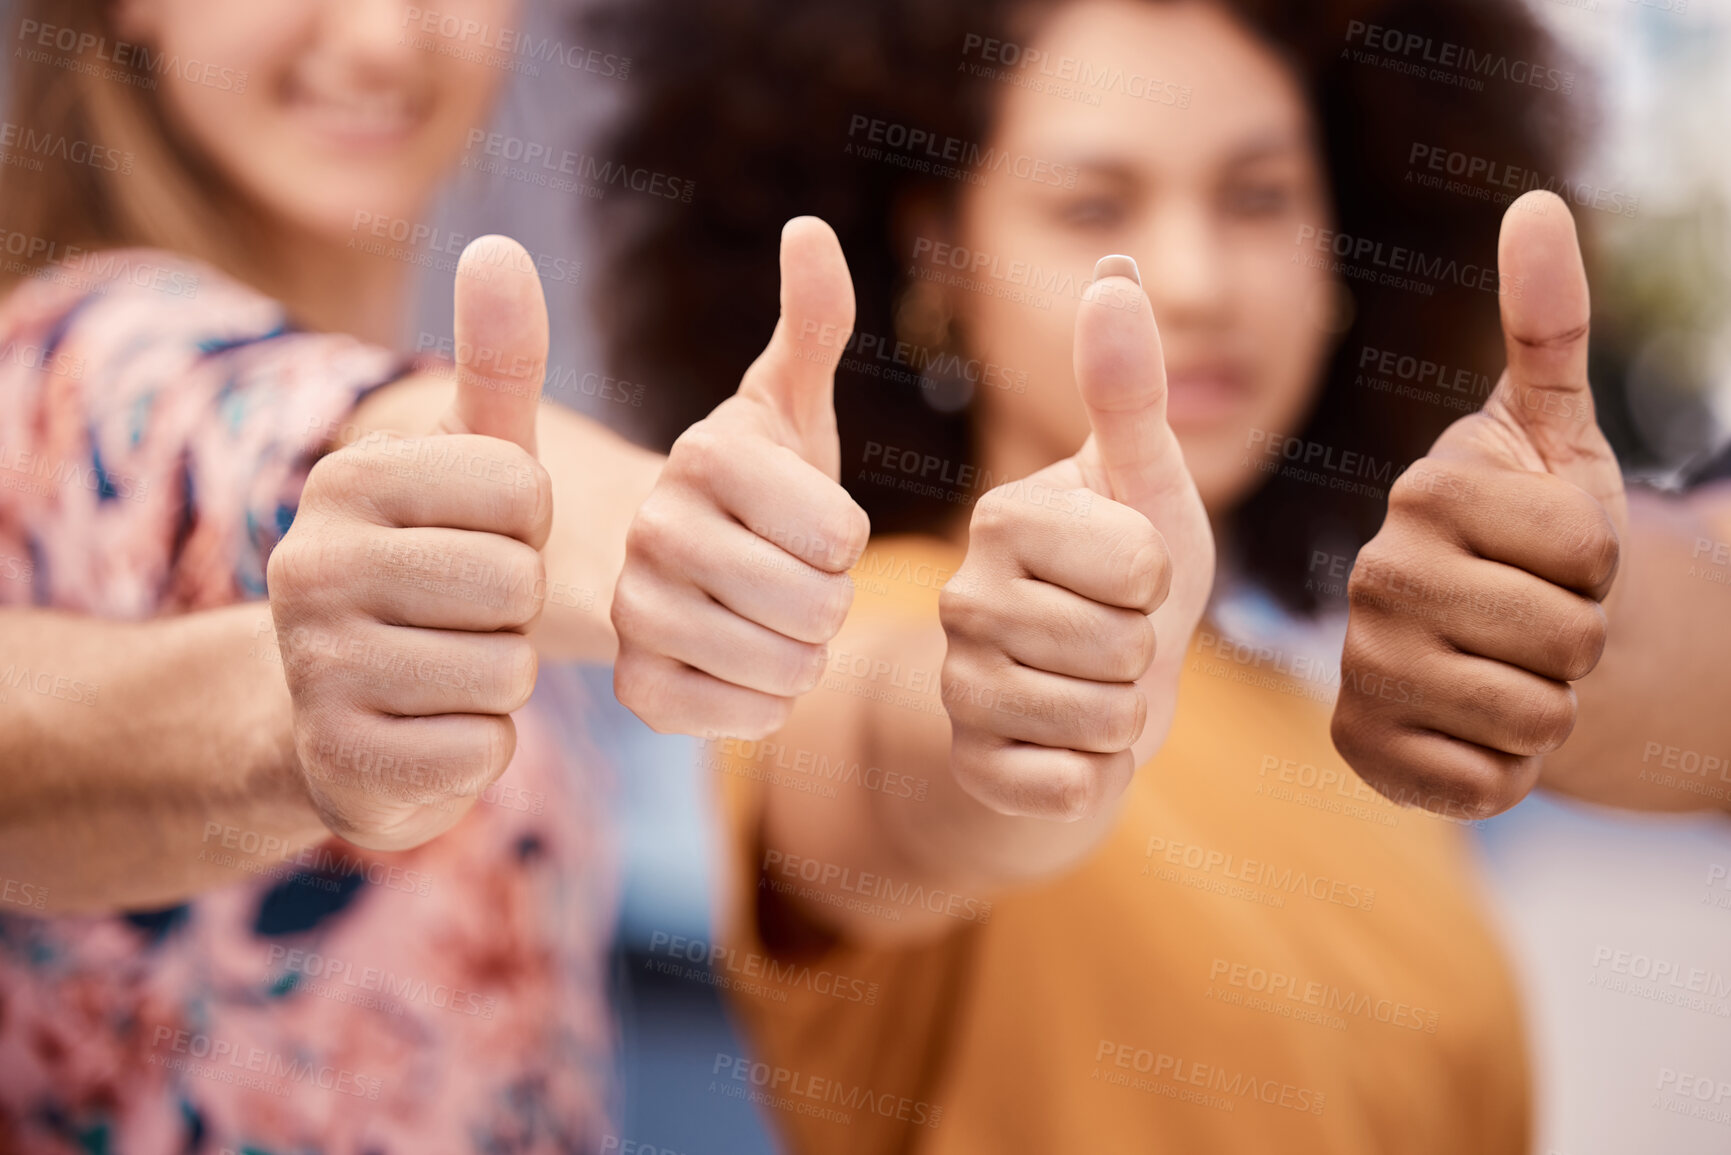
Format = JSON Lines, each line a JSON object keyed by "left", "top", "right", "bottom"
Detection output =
{"left": 1330, "top": 190, "right": 1731, "bottom": 815}
{"left": 611, "top": 228, "right": 1213, "bottom": 944}
{"left": 0, "top": 237, "right": 660, "bottom": 907}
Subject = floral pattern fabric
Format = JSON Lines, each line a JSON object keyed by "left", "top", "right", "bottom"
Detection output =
{"left": 0, "top": 251, "right": 615, "bottom": 1154}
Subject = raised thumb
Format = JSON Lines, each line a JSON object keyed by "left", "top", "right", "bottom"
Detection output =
{"left": 1074, "top": 255, "right": 1187, "bottom": 513}
{"left": 742, "top": 216, "right": 856, "bottom": 440}
{"left": 1492, "top": 191, "right": 1596, "bottom": 460}
{"left": 443, "top": 234, "right": 549, "bottom": 457}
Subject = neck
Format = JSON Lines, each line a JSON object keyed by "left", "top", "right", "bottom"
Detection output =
{"left": 257, "top": 223, "right": 412, "bottom": 348}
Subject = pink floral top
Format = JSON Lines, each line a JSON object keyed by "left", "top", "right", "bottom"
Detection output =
{"left": 0, "top": 251, "right": 615, "bottom": 1153}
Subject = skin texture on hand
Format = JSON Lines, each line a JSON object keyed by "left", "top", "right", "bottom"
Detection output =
{"left": 940, "top": 258, "right": 1216, "bottom": 822}
{"left": 268, "top": 235, "right": 555, "bottom": 852}
{"left": 612, "top": 228, "right": 1214, "bottom": 945}
{"left": 1332, "top": 191, "right": 1628, "bottom": 819}
{"left": 611, "top": 216, "right": 871, "bottom": 739}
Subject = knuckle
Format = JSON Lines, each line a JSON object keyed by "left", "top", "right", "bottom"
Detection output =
{"left": 1553, "top": 600, "right": 1608, "bottom": 681}
{"left": 1041, "top": 760, "right": 1095, "bottom": 823}
{"left": 969, "top": 488, "right": 1019, "bottom": 544}
{"left": 475, "top": 714, "right": 518, "bottom": 785}
{"left": 507, "top": 546, "right": 547, "bottom": 626}
{"left": 812, "top": 501, "right": 871, "bottom": 570}
{"left": 625, "top": 495, "right": 684, "bottom": 566}
{"left": 670, "top": 423, "right": 725, "bottom": 482}
{"left": 267, "top": 526, "right": 347, "bottom": 619}
{"left": 1514, "top": 684, "right": 1577, "bottom": 756}
{"left": 1093, "top": 686, "right": 1143, "bottom": 751}
{"left": 947, "top": 735, "right": 1005, "bottom": 810}
{"left": 608, "top": 576, "right": 655, "bottom": 650}
{"left": 265, "top": 534, "right": 308, "bottom": 605}
{"left": 499, "top": 639, "right": 538, "bottom": 713}
{"left": 1118, "top": 531, "right": 1170, "bottom": 611}
{"left": 528, "top": 460, "right": 555, "bottom": 536}
{"left": 1328, "top": 706, "right": 1372, "bottom": 770}
{"left": 939, "top": 579, "right": 993, "bottom": 642}
{"left": 939, "top": 650, "right": 990, "bottom": 728}
{"left": 1388, "top": 463, "right": 1453, "bottom": 518}
{"left": 303, "top": 446, "right": 364, "bottom": 506}
{"left": 1345, "top": 546, "right": 1395, "bottom": 610}
{"left": 728, "top": 693, "right": 794, "bottom": 741}
{"left": 1574, "top": 509, "right": 1621, "bottom": 593}
{"left": 804, "top": 573, "right": 854, "bottom": 641}
{"left": 494, "top": 449, "right": 548, "bottom": 534}
{"left": 770, "top": 639, "right": 827, "bottom": 696}
{"left": 1117, "top": 616, "right": 1158, "bottom": 682}
{"left": 611, "top": 650, "right": 657, "bottom": 718}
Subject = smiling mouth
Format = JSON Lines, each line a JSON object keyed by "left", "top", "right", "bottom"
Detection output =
{"left": 283, "top": 77, "right": 427, "bottom": 148}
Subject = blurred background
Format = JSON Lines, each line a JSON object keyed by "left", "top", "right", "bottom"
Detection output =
{"left": 6, "top": 0, "right": 1726, "bottom": 1151}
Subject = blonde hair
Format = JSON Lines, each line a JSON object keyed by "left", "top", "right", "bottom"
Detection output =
{"left": 0, "top": 0, "right": 271, "bottom": 290}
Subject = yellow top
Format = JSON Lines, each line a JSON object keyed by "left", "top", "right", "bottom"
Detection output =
{"left": 714, "top": 536, "right": 1529, "bottom": 1154}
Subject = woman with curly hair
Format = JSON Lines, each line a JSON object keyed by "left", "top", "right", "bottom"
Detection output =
{"left": 592, "top": 0, "right": 1601, "bottom": 1148}
{"left": 603, "top": 0, "right": 1731, "bottom": 1148}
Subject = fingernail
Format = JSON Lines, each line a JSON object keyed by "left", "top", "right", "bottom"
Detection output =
{"left": 1093, "top": 254, "right": 1141, "bottom": 286}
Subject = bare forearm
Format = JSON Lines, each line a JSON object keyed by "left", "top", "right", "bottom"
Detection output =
{"left": 1542, "top": 485, "right": 1731, "bottom": 811}
{"left": 756, "top": 622, "right": 1121, "bottom": 946}
{"left": 0, "top": 604, "right": 327, "bottom": 913}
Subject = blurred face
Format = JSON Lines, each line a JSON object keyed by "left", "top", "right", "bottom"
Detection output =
{"left": 115, "top": 0, "right": 512, "bottom": 241}
{"left": 944, "top": 0, "right": 1341, "bottom": 514}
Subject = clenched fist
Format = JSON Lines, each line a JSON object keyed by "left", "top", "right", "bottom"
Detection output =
{"left": 940, "top": 256, "right": 1216, "bottom": 821}
{"left": 612, "top": 217, "right": 871, "bottom": 738}
{"left": 1332, "top": 190, "right": 1629, "bottom": 817}
{"left": 268, "top": 236, "right": 553, "bottom": 850}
